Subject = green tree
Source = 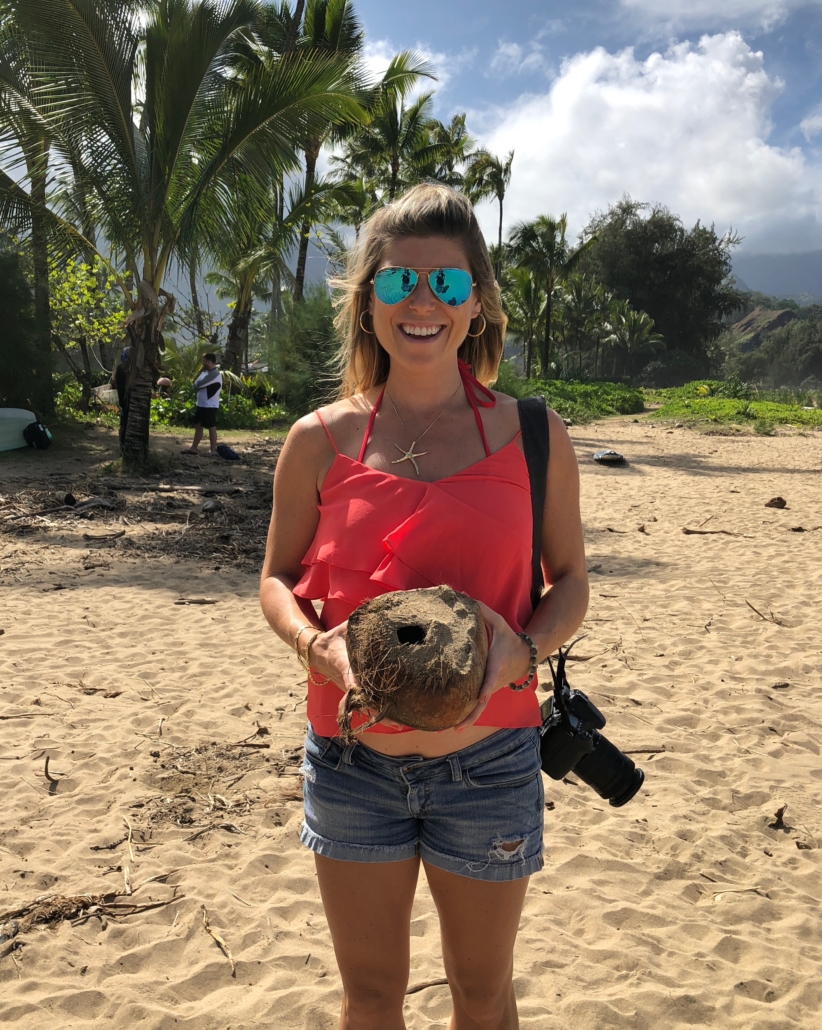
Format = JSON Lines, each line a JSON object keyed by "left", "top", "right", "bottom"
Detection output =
{"left": 4, "top": 0, "right": 367, "bottom": 463}
{"left": 342, "top": 81, "right": 442, "bottom": 201}
{"left": 580, "top": 197, "right": 742, "bottom": 374}
{"left": 501, "top": 266, "right": 544, "bottom": 379}
{"left": 507, "top": 213, "right": 594, "bottom": 376}
{"left": 291, "top": 0, "right": 365, "bottom": 301}
{"left": 416, "top": 112, "right": 475, "bottom": 188}
{"left": 465, "top": 148, "right": 513, "bottom": 281}
{"left": 555, "top": 274, "right": 613, "bottom": 377}
{"left": 49, "top": 256, "right": 123, "bottom": 407}
{"left": 602, "top": 300, "right": 664, "bottom": 379}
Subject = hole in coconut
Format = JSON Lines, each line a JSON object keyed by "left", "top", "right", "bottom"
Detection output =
{"left": 396, "top": 624, "right": 426, "bottom": 646}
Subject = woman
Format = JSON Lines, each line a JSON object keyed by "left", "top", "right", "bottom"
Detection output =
{"left": 260, "top": 184, "right": 588, "bottom": 1030}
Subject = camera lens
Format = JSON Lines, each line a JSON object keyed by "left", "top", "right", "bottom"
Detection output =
{"left": 573, "top": 731, "right": 645, "bottom": 807}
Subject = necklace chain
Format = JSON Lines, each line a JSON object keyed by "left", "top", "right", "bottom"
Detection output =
{"left": 385, "top": 384, "right": 461, "bottom": 476}
{"left": 386, "top": 384, "right": 461, "bottom": 443}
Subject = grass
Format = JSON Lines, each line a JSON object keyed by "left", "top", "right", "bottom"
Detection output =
{"left": 646, "top": 381, "right": 822, "bottom": 429}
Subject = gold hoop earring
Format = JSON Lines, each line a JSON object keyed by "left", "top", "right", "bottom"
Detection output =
{"left": 359, "top": 311, "right": 375, "bottom": 335}
{"left": 466, "top": 313, "right": 487, "bottom": 338}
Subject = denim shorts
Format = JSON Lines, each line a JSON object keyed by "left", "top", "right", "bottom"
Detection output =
{"left": 300, "top": 725, "right": 544, "bottom": 882}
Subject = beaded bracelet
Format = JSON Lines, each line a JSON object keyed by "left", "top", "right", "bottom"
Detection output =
{"left": 508, "top": 632, "right": 538, "bottom": 691}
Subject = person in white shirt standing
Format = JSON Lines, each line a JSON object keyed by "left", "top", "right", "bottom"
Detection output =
{"left": 184, "top": 353, "right": 222, "bottom": 455}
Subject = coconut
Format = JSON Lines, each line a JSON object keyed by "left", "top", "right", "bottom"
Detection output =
{"left": 342, "top": 585, "right": 488, "bottom": 737}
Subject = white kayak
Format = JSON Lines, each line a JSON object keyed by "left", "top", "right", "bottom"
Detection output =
{"left": 0, "top": 407, "right": 35, "bottom": 452}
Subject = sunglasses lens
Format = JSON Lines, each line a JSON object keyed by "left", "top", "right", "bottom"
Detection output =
{"left": 373, "top": 267, "right": 418, "bottom": 305}
{"left": 428, "top": 268, "right": 474, "bottom": 307}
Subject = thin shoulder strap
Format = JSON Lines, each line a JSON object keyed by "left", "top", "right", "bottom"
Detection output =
{"left": 458, "top": 359, "right": 494, "bottom": 457}
{"left": 517, "top": 396, "right": 549, "bottom": 611}
{"left": 315, "top": 410, "right": 339, "bottom": 453}
{"left": 358, "top": 387, "right": 385, "bottom": 463}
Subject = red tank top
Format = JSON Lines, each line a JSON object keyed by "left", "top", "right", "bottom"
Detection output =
{"left": 294, "top": 361, "right": 541, "bottom": 736}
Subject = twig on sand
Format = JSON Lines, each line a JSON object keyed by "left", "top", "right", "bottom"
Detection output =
{"left": 82, "top": 530, "right": 125, "bottom": 541}
{"left": 43, "top": 756, "right": 59, "bottom": 784}
{"left": 682, "top": 527, "right": 749, "bottom": 537}
{"left": 123, "top": 816, "right": 136, "bottom": 863}
{"left": 174, "top": 597, "right": 217, "bottom": 605}
{"left": 183, "top": 822, "right": 244, "bottom": 843}
{"left": 201, "top": 905, "right": 236, "bottom": 976}
{"left": 745, "top": 600, "right": 784, "bottom": 626}
{"left": 406, "top": 978, "right": 449, "bottom": 995}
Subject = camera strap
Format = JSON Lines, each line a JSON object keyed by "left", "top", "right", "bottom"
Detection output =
{"left": 516, "top": 396, "right": 549, "bottom": 612}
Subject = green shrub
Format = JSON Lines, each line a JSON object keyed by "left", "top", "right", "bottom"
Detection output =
{"left": 266, "top": 286, "right": 340, "bottom": 416}
{"left": 495, "top": 366, "right": 645, "bottom": 422}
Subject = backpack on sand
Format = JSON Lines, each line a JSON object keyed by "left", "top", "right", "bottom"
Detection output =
{"left": 23, "top": 422, "right": 52, "bottom": 450}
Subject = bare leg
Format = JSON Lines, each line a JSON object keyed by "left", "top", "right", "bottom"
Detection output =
{"left": 423, "top": 861, "right": 529, "bottom": 1030}
{"left": 208, "top": 425, "right": 218, "bottom": 453}
{"left": 315, "top": 854, "right": 420, "bottom": 1030}
{"left": 184, "top": 425, "right": 204, "bottom": 453}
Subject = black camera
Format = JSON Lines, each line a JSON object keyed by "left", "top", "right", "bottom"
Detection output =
{"left": 540, "top": 640, "right": 645, "bottom": 808}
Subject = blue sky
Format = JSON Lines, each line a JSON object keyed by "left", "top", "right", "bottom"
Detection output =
{"left": 351, "top": 0, "right": 822, "bottom": 260}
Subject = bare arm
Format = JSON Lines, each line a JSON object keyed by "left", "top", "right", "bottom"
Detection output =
{"left": 259, "top": 415, "right": 354, "bottom": 689}
{"left": 459, "top": 410, "right": 589, "bottom": 727}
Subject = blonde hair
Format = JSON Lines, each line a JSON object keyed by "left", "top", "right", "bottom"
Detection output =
{"left": 331, "top": 183, "right": 507, "bottom": 397}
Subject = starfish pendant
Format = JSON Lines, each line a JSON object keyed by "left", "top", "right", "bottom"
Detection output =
{"left": 391, "top": 441, "right": 428, "bottom": 476}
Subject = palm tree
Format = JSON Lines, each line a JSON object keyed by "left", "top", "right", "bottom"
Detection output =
{"left": 603, "top": 302, "right": 663, "bottom": 379}
{"left": 555, "top": 274, "right": 612, "bottom": 377}
{"left": 291, "top": 0, "right": 364, "bottom": 301}
{"left": 417, "top": 113, "right": 475, "bottom": 187}
{"left": 502, "top": 266, "right": 544, "bottom": 380}
{"left": 508, "top": 214, "right": 595, "bottom": 377}
{"left": 4, "top": 0, "right": 368, "bottom": 462}
{"left": 465, "top": 149, "right": 513, "bottom": 281}
{"left": 344, "top": 85, "right": 443, "bottom": 201}
{"left": 207, "top": 173, "right": 341, "bottom": 373}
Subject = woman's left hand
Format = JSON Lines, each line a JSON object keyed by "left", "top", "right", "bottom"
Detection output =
{"left": 455, "top": 601, "right": 533, "bottom": 731}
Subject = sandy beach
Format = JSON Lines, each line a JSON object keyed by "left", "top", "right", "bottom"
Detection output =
{"left": 1, "top": 417, "right": 820, "bottom": 1029}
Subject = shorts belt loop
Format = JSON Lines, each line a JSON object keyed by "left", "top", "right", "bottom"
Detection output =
{"left": 342, "top": 742, "right": 357, "bottom": 766}
{"left": 448, "top": 755, "right": 462, "bottom": 782}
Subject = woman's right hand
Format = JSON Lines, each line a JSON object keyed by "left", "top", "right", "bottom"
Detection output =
{"left": 307, "top": 621, "right": 357, "bottom": 692}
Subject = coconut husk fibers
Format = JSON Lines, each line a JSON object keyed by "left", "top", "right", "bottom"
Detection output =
{"left": 342, "top": 585, "right": 488, "bottom": 737}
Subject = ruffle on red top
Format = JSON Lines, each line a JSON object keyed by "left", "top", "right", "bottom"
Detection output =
{"left": 293, "top": 444, "right": 541, "bottom": 737}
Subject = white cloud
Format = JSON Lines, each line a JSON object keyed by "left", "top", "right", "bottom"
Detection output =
{"left": 620, "top": 0, "right": 822, "bottom": 31}
{"left": 489, "top": 41, "right": 549, "bottom": 79}
{"left": 471, "top": 32, "right": 822, "bottom": 254}
{"left": 800, "top": 103, "right": 822, "bottom": 141}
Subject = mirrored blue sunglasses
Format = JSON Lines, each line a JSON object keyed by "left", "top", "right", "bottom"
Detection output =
{"left": 371, "top": 266, "right": 476, "bottom": 307}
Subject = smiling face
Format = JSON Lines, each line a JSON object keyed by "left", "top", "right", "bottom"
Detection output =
{"left": 369, "top": 236, "right": 482, "bottom": 375}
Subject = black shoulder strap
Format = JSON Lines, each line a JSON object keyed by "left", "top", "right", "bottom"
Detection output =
{"left": 517, "top": 396, "right": 549, "bottom": 611}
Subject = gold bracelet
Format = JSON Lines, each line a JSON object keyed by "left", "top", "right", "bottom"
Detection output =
{"left": 297, "top": 630, "right": 322, "bottom": 673}
{"left": 293, "top": 623, "right": 314, "bottom": 655}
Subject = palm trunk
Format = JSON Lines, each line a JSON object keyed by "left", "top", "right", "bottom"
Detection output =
{"left": 541, "top": 277, "right": 552, "bottom": 377}
{"left": 496, "top": 195, "right": 503, "bottom": 282}
{"left": 294, "top": 141, "right": 320, "bottom": 302}
{"left": 122, "top": 296, "right": 163, "bottom": 465}
{"left": 28, "top": 137, "right": 53, "bottom": 416}
{"left": 189, "top": 261, "right": 205, "bottom": 338}
{"left": 389, "top": 155, "right": 399, "bottom": 200}
{"left": 224, "top": 301, "right": 251, "bottom": 376}
{"left": 284, "top": 0, "right": 305, "bottom": 51}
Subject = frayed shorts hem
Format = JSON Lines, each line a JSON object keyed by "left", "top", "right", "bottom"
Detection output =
{"left": 300, "top": 823, "right": 544, "bottom": 881}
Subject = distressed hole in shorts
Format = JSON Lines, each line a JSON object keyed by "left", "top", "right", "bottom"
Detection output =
{"left": 490, "top": 836, "right": 526, "bottom": 861}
